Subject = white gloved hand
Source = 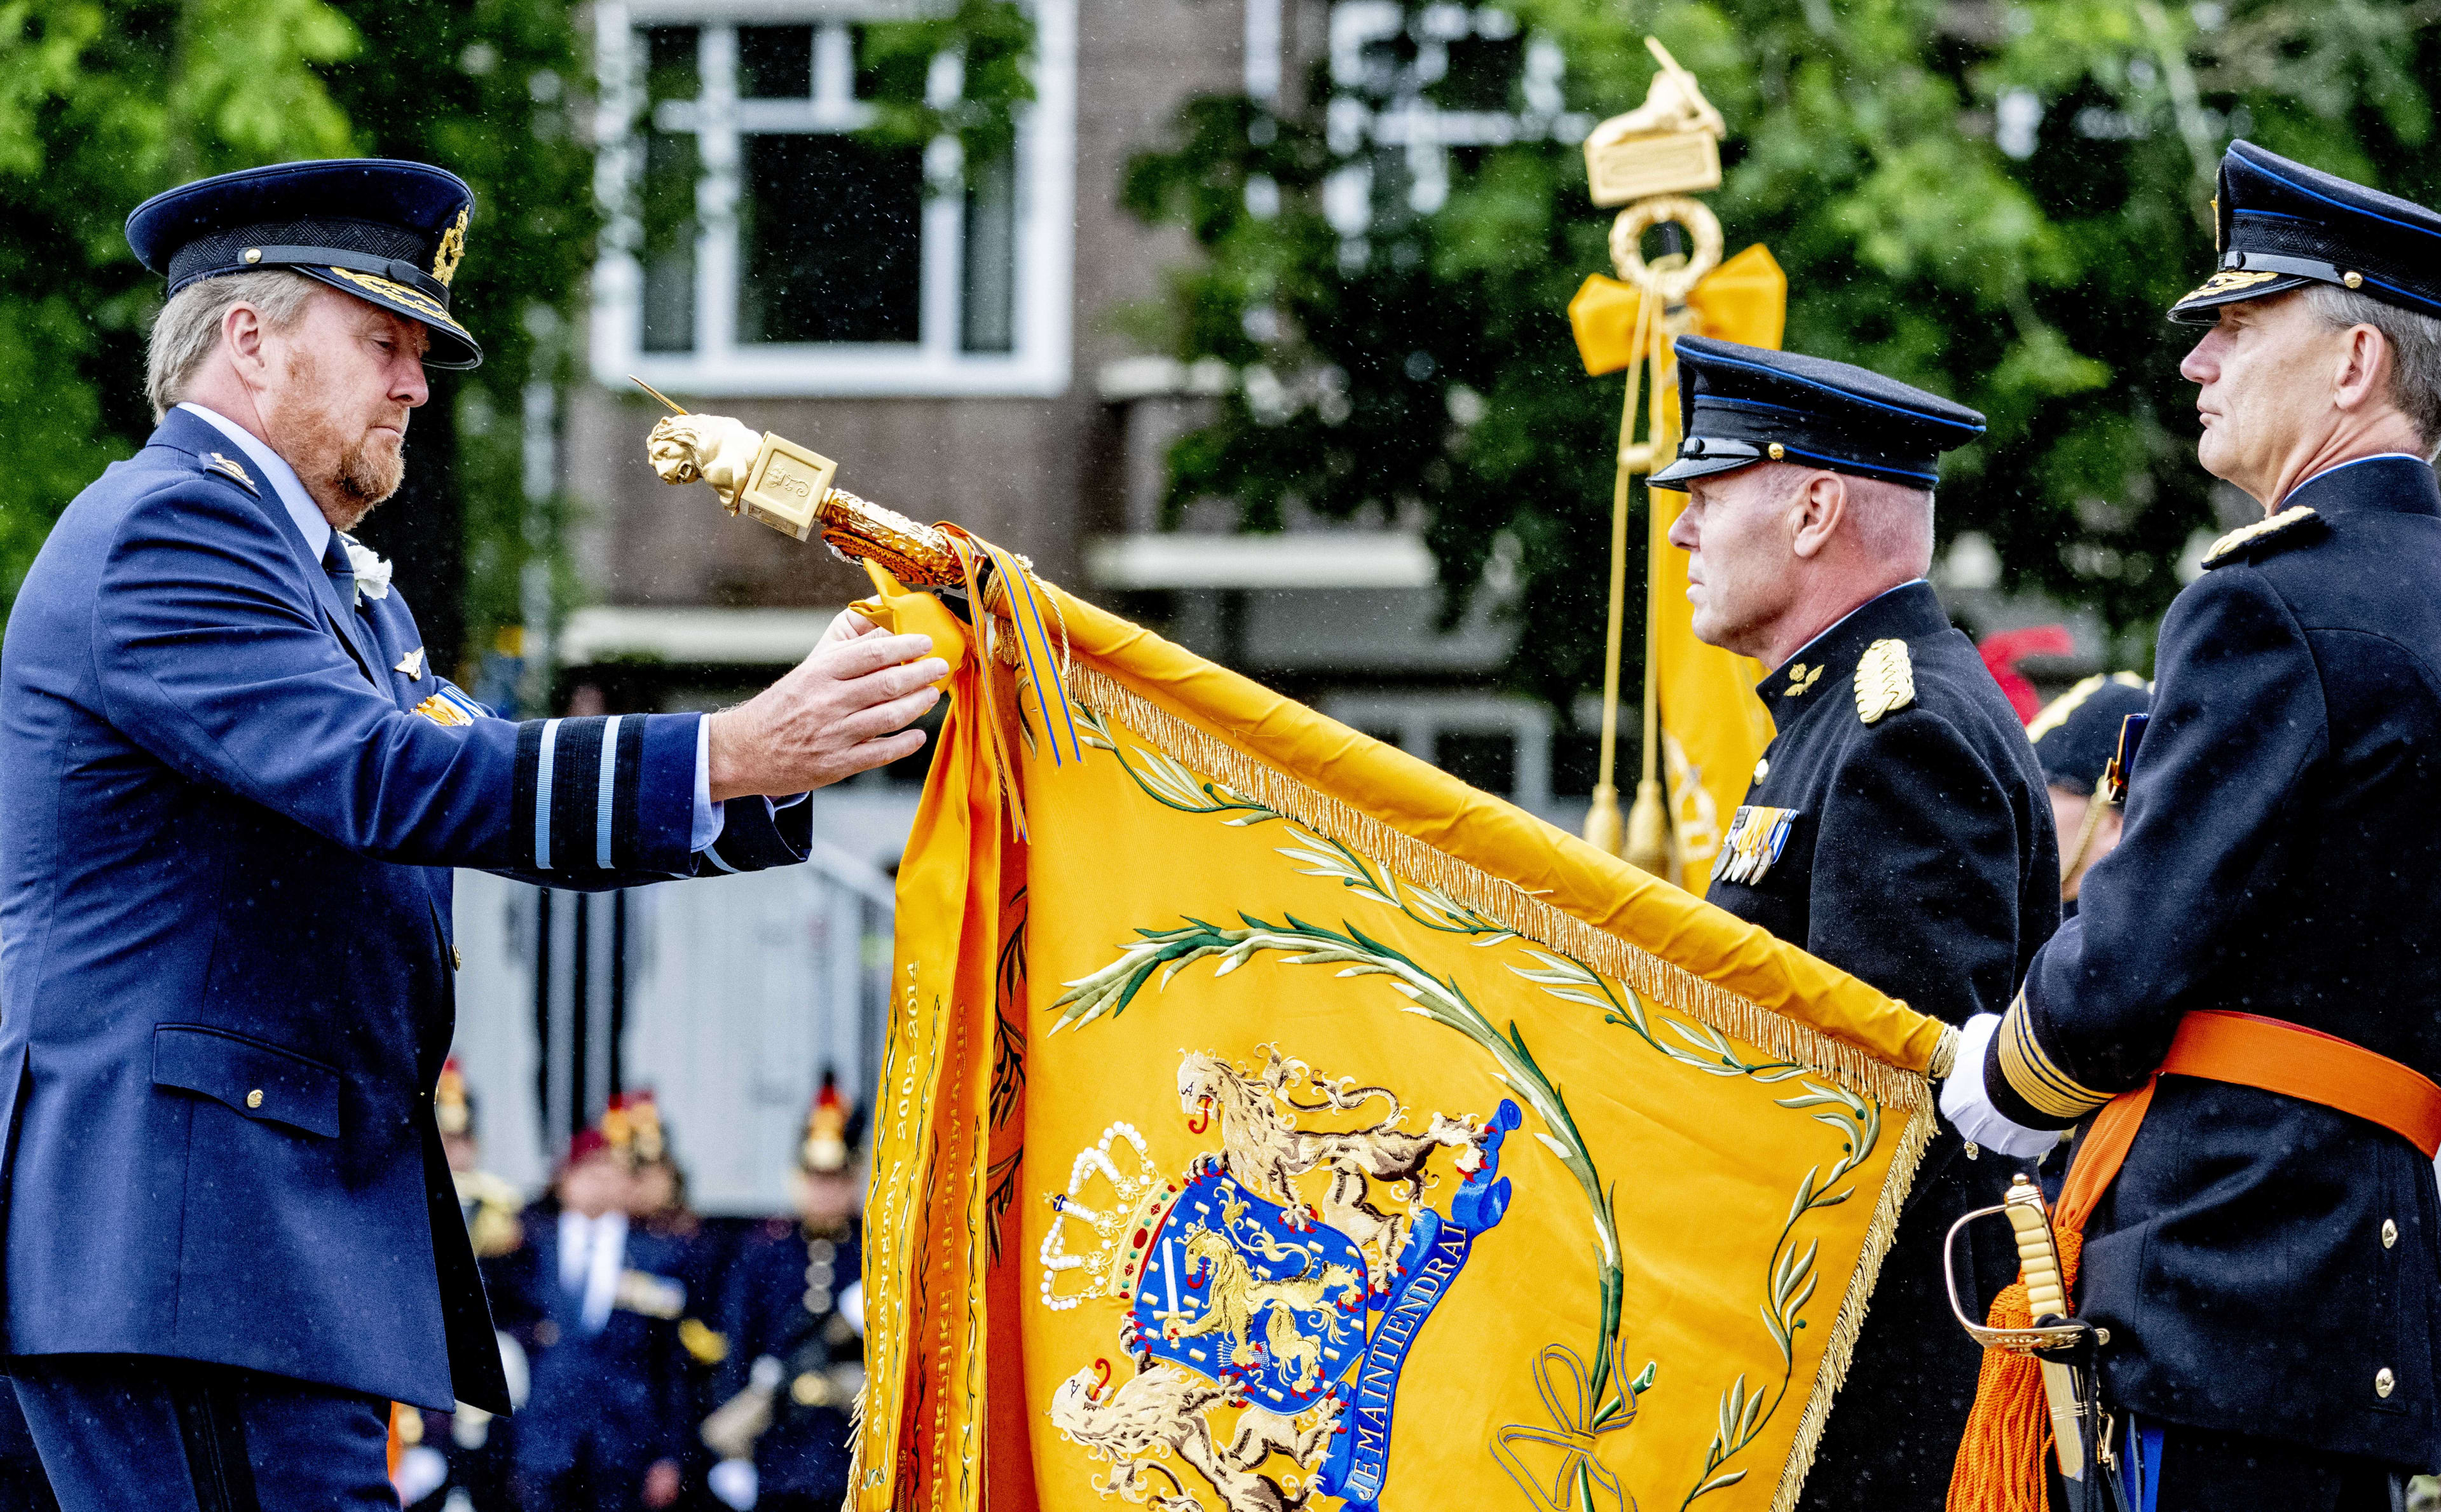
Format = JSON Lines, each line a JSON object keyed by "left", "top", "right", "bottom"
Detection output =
{"left": 1940, "top": 1013, "right": 2066, "bottom": 1159}
{"left": 708, "top": 1457, "right": 759, "bottom": 1511}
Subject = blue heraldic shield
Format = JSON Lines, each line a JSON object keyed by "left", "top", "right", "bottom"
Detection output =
{"left": 1114, "top": 1100, "right": 1521, "bottom": 1511}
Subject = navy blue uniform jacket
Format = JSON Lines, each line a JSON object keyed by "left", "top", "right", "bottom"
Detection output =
{"left": 497, "top": 1217, "right": 692, "bottom": 1485}
{"left": 718, "top": 1219, "right": 861, "bottom": 1501}
{"left": 1987, "top": 456, "right": 2441, "bottom": 1467}
{"left": 0, "top": 409, "right": 810, "bottom": 1413}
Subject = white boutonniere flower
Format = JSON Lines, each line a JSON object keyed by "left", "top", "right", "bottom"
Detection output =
{"left": 341, "top": 535, "right": 393, "bottom": 604}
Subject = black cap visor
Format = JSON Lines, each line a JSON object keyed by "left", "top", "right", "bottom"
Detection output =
{"left": 293, "top": 264, "right": 481, "bottom": 369}
{"left": 2167, "top": 266, "right": 2314, "bottom": 325}
{"left": 1649, "top": 435, "right": 1767, "bottom": 490}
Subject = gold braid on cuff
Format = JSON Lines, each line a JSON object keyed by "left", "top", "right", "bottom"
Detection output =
{"left": 1995, "top": 991, "right": 2113, "bottom": 1121}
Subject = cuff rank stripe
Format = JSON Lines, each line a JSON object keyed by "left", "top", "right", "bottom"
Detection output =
{"left": 1997, "top": 991, "right": 2114, "bottom": 1120}
{"left": 516, "top": 715, "right": 651, "bottom": 872}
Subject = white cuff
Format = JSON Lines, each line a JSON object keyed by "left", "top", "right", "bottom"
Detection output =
{"left": 690, "top": 714, "right": 727, "bottom": 852}
{"left": 1939, "top": 1013, "right": 2063, "bottom": 1159}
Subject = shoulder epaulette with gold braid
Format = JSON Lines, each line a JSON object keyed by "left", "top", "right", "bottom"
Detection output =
{"left": 1854, "top": 639, "right": 1915, "bottom": 725}
{"left": 2203, "top": 505, "right": 2320, "bottom": 569}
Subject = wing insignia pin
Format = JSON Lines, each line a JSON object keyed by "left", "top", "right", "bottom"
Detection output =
{"left": 395, "top": 648, "right": 427, "bottom": 679}
{"left": 205, "top": 453, "right": 256, "bottom": 493}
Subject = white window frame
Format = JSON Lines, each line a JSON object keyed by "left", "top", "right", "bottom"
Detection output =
{"left": 591, "top": 0, "right": 1075, "bottom": 397}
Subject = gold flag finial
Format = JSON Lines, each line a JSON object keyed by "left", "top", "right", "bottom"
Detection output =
{"left": 1582, "top": 37, "right": 1725, "bottom": 208}
{"left": 643, "top": 411, "right": 968, "bottom": 590}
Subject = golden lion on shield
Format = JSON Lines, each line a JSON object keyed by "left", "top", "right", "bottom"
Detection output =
{"left": 1161, "top": 1227, "right": 1362, "bottom": 1391}
{"left": 1176, "top": 1047, "right": 1486, "bottom": 1286}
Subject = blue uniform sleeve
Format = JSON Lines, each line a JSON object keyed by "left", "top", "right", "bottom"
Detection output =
{"left": 1986, "top": 564, "right": 2327, "bottom": 1127}
{"left": 1806, "top": 705, "right": 2030, "bottom": 1026}
{"left": 92, "top": 476, "right": 704, "bottom": 876}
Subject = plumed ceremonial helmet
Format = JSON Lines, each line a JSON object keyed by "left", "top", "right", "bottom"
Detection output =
{"left": 126, "top": 158, "right": 483, "bottom": 368}
{"left": 435, "top": 1056, "right": 476, "bottom": 1138}
{"left": 800, "top": 1068, "right": 867, "bottom": 1175}
{"left": 1649, "top": 337, "right": 1985, "bottom": 491}
{"left": 2171, "top": 140, "right": 2441, "bottom": 324}
{"left": 2026, "top": 674, "right": 2150, "bottom": 798}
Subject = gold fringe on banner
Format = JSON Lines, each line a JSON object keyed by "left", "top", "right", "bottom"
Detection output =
{"left": 1058, "top": 660, "right": 1932, "bottom": 1111}
{"left": 1770, "top": 1096, "right": 1941, "bottom": 1511}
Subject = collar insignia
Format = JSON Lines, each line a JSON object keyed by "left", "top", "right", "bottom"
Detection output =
{"left": 1713, "top": 805, "right": 1798, "bottom": 886}
{"left": 395, "top": 647, "right": 427, "bottom": 679}
{"left": 1783, "top": 662, "right": 1824, "bottom": 697}
{"left": 2203, "top": 504, "right": 2318, "bottom": 569}
{"left": 432, "top": 206, "right": 469, "bottom": 289}
{"left": 1855, "top": 638, "right": 1915, "bottom": 725}
{"left": 204, "top": 452, "right": 256, "bottom": 493}
{"left": 2178, "top": 268, "right": 2278, "bottom": 303}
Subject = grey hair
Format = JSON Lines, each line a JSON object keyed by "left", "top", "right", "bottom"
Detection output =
{"left": 144, "top": 270, "right": 318, "bottom": 421}
{"left": 2301, "top": 282, "right": 2441, "bottom": 454}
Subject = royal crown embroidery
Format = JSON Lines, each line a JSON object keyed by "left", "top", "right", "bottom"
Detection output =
{"left": 1784, "top": 662, "right": 1823, "bottom": 697}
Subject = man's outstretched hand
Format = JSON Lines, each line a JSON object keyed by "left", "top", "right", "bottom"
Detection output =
{"left": 706, "top": 609, "right": 947, "bottom": 799}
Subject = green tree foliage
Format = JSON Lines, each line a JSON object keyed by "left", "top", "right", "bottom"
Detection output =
{"left": 1123, "top": 1, "right": 2441, "bottom": 709}
{"left": 0, "top": 0, "right": 355, "bottom": 601}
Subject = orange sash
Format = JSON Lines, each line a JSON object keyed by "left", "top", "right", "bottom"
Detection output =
{"left": 1948, "top": 1011, "right": 2441, "bottom": 1510}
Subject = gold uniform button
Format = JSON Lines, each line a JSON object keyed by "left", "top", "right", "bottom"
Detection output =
{"left": 2376, "top": 1367, "right": 2395, "bottom": 1399}
{"left": 2383, "top": 1218, "right": 2399, "bottom": 1249}
{"left": 2344, "top": 271, "right": 2364, "bottom": 289}
{"left": 1752, "top": 758, "right": 1770, "bottom": 784}
{"left": 242, "top": 248, "right": 263, "bottom": 264}
{"left": 1767, "top": 442, "right": 1786, "bottom": 460}
{"left": 245, "top": 1089, "right": 264, "bottom": 1110}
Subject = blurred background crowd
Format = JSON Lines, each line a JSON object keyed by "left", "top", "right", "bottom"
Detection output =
{"left": 3, "top": 0, "right": 2441, "bottom": 1506}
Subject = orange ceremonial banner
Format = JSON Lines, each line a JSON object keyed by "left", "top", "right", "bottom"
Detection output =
{"left": 849, "top": 559, "right": 1950, "bottom": 1512}
{"left": 1569, "top": 245, "right": 1788, "bottom": 886}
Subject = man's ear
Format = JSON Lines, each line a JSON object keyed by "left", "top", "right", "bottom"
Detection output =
{"left": 221, "top": 303, "right": 269, "bottom": 382}
{"left": 1789, "top": 470, "right": 1847, "bottom": 560}
{"left": 2332, "top": 322, "right": 2391, "bottom": 414}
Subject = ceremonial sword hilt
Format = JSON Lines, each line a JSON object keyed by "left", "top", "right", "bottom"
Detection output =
{"left": 1942, "top": 1175, "right": 2094, "bottom": 1354}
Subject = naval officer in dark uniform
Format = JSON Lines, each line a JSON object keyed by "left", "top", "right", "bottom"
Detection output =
{"left": 1944, "top": 142, "right": 2441, "bottom": 1509}
{"left": 0, "top": 160, "right": 946, "bottom": 1511}
{"left": 1652, "top": 337, "right": 2060, "bottom": 1510}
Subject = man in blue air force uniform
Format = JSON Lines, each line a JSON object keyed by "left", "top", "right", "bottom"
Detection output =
{"left": 1651, "top": 339, "right": 2059, "bottom": 1511}
{"left": 0, "top": 160, "right": 947, "bottom": 1511}
{"left": 1944, "top": 142, "right": 2441, "bottom": 1509}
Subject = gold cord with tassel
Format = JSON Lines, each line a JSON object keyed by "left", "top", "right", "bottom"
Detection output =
{"left": 1584, "top": 283, "right": 1656, "bottom": 862}
{"left": 1621, "top": 297, "right": 1677, "bottom": 878}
